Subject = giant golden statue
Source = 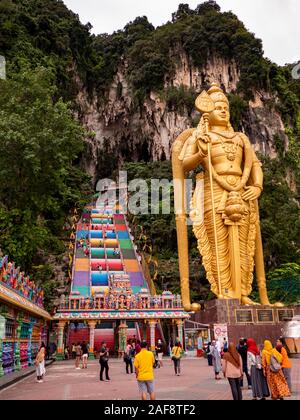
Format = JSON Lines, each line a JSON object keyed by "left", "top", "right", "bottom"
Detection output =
{"left": 172, "top": 83, "right": 278, "bottom": 312}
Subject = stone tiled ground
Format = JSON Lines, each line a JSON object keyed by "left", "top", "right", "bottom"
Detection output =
{"left": 0, "top": 358, "right": 299, "bottom": 400}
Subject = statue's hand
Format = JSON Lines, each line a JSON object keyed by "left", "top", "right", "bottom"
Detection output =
{"left": 242, "top": 186, "right": 262, "bottom": 201}
{"left": 195, "top": 133, "right": 211, "bottom": 156}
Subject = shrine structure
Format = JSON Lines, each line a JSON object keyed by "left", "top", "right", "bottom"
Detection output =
{"left": 0, "top": 256, "right": 51, "bottom": 377}
{"left": 53, "top": 195, "right": 189, "bottom": 358}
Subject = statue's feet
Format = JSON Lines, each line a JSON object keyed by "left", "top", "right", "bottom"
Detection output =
{"left": 271, "top": 302, "right": 285, "bottom": 308}
{"left": 259, "top": 297, "right": 285, "bottom": 307}
{"left": 241, "top": 296, "right": 260, "bottom": 306}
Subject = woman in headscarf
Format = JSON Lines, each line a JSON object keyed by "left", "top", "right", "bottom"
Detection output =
{"left": 262, "top": 340, "right": 290, "bottom": 400}
{"left": 247, "top": 338, "right": 270, "bottom": 400}
{"left": 276, "top": 338, "right": 292, "bottom": 394}
{"left": 209, "top": 340, "right": 222, "bottom": 380}
{"left": 222, "top": 343, "right": 243, "bottom": 400}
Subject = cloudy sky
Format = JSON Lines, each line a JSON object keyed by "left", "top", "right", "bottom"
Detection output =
{"left": 63, "top": 0, "right": 299, "bottom": 65}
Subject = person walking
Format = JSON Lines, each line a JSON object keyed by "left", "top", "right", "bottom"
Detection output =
{"left": 171, "top": 340, "right": 183, "bottom": 376}
{"left": 222, "top": 343, "right": 243, "bottom": 400}
{"left": 156, "top": 339, "right": 164, "bottom": 368}
{"left": 35, "top": 343, "right": 46, "bottom": 383}
{"left": 223, "top": 338, "right": 228, "bottom": 352}
{"left": 247, "top": 338, "right": 270, "bottom": 400}
{"left": 262, "top": 340, "right": 290, "bottom": 400}
{"left": 81, "top": 341, "right": 89, "bottom": 369}
{"left": 276, "top": 338, "right": 292, "bottom": 394}
{"left": 205, "top": 342, "right": 213, "bottom": 366}
{"left": 134, "top": 341, "right": 155, "bottom": 400}
{"left": 124, "top": 340, "right": 134, "bottom": 374}
{"left": 237, "top": 338, "right": 251, "bottom": 389}
{"left": 75, "top": 342, "right": 82, "bottom": 369}
{"left": 71, "top": 343, "right": 76, "bottom": 359}
{"left": 64, "top": 346, "right": 69, "bottom": 360}
{"left": 99, "top": 342, "right": 110, "bottom": 381}
{"left": 135, "top": 340, "right": 141, "bottom": 355}
{"left": 209, "top": 340, "right": 222, "bottom": 380}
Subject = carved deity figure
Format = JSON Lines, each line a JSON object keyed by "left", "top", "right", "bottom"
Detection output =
{"left": 172, "top": 83, "right": 281, "bottom": 309}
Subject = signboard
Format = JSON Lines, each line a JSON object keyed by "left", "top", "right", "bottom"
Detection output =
{"left": 213, "top": 324, "right": 228, "bottom": 347}
{"left": 257, "top": 309, "right": 274, "bottom": 323}
{"left": 278, "top": 309, "right": 294, "bottom": 322}
{"left": 235, "top": 309, "right": 253, "bottom": 324}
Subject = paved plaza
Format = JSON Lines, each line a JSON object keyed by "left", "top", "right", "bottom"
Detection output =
{"left": 0, "top": 358, "right": 299, "bottom": 400}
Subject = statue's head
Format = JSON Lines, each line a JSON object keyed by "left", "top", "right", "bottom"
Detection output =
{"left": 207, "top": 83, "right": 230, "bottom": 128}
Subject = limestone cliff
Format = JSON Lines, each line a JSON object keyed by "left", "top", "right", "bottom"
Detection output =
{"left": 77, "top": 51, "right": 288, "bottom": 183}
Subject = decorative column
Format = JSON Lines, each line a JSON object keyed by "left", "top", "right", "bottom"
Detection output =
{"left": 172, "top": 320, "right": 177, "bottom": 345}
{"left": 57, "top": 321, "right": 66, "bottom": 360}
{"left": 149, "top": 320, "right": 157, "bottom": 351}
{"left": 38, "top": 321, "right": 43, "bottom": 349}
{"left": 88, "top": 321, "right": 97, "bottom": 358}
{"left": 143, "top": 321, "right": 147, "bottom": 341}
{"left": 176, "top": 319, "right": 184, "bottom": 348}
{"left": 14, "top": 319, "right": 22, "bottom": 371}
{"left": 27, "top": 322, "right": 33, "bottom": 366}
{"left": 118, "top": 321, "right": 128, "bottom": 357}
{"left": 0, "top": 315, "right": 5, "bottom": 377}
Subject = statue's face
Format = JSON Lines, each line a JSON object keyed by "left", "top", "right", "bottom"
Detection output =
{"left": 209, "top": 101, "right": 230, "bottom": 127}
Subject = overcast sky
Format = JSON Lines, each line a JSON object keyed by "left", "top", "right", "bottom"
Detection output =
{"left": 63, "top": 0, "right": 299, "bottom": 65}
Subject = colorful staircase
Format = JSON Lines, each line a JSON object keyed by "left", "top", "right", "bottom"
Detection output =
{"left": 65, "top": 194, "right": 170, "bottom": 351}
{"left": 71, "top": 214, "right": 91, "bottom": 297}
{"left": 70, "top": 197, "right": 149, "bottom": 298}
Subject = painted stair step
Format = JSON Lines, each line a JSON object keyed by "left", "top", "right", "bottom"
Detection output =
{"left": 129, "top": 272, "right": 145, "bottom": 287}
{"left": 91, "top": 272, "right": 109, "bottom": 286}
{"left": 72, "top": 286, "right": 90, "bottom": 297}
{"left": 75, "top": 259, "right": 90, "bottom": 271}
{"left": 73, "top": 271, "right": 90, "bottom": 286}
{"left": 117, "top": 231, "right": 130, "bottom": 240}
{"left": 76, "top": 230, "right": 89, "bottom": 239}
{"left": 121, "top": 249, "right": 136, "bottom": 259}
{"left": 123, "top": 260, "right": 140, "bottom": 272}
{"left": 119, "top": 239, "right": 133, "bottom": 250}
{"left": 92, "top": 218, "right": 113, "bottom": 224}
{"left": 90, "top": 224, "right": 114, "bottom": 230}
{"left": 90, "top": 231, "right": 104, "bottom": 238}
{"left": 91, "top": 249, "right": 105, "bottom": 258}
{"left": 115, "top": 224, "right": 127, "bottom": 231}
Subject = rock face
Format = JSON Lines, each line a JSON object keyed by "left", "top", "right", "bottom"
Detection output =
{"left": 77, "top": 52, "right": 288, "bottom": 183}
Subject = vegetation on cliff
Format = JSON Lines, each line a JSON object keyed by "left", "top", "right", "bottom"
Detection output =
{"left": 0, "top": 67, "right": 91, "bottom": 307}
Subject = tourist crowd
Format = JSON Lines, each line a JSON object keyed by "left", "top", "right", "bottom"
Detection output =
{"left": 35, "top": 335, "right": 294, "bottom": 402}
{"left": 206, "top": 336, "right": 292, "bottom": 400}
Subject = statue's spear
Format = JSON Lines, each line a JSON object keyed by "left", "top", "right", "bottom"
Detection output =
{"left": 195, "top": 91, "right": 223, "bottom": 299}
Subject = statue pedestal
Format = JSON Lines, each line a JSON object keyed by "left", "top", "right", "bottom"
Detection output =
{"left": 193, "top": 299, "right": 299, "bottom": 346}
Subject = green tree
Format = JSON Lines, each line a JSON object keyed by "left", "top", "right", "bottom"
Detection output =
{"left": 0, "top": 67, "right": 91, "bottom": 270}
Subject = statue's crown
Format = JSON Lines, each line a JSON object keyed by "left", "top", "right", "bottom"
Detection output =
{"left": 207, "top": 82, "right": 229, "bottom": 105}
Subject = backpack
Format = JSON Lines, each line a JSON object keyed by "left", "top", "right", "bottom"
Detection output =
{"left": 172, "top": 346, "right": 182, "bottom": 361}
{"left": 270, "top": 355, "right": 281, "bottom": 373}
{"left": 255, "top": 355, "right": 262, "bottom": 370}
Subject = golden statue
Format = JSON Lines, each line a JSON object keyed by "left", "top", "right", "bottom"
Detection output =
{"left": 172, "top": 83, "right": 281, "bottom": 311}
